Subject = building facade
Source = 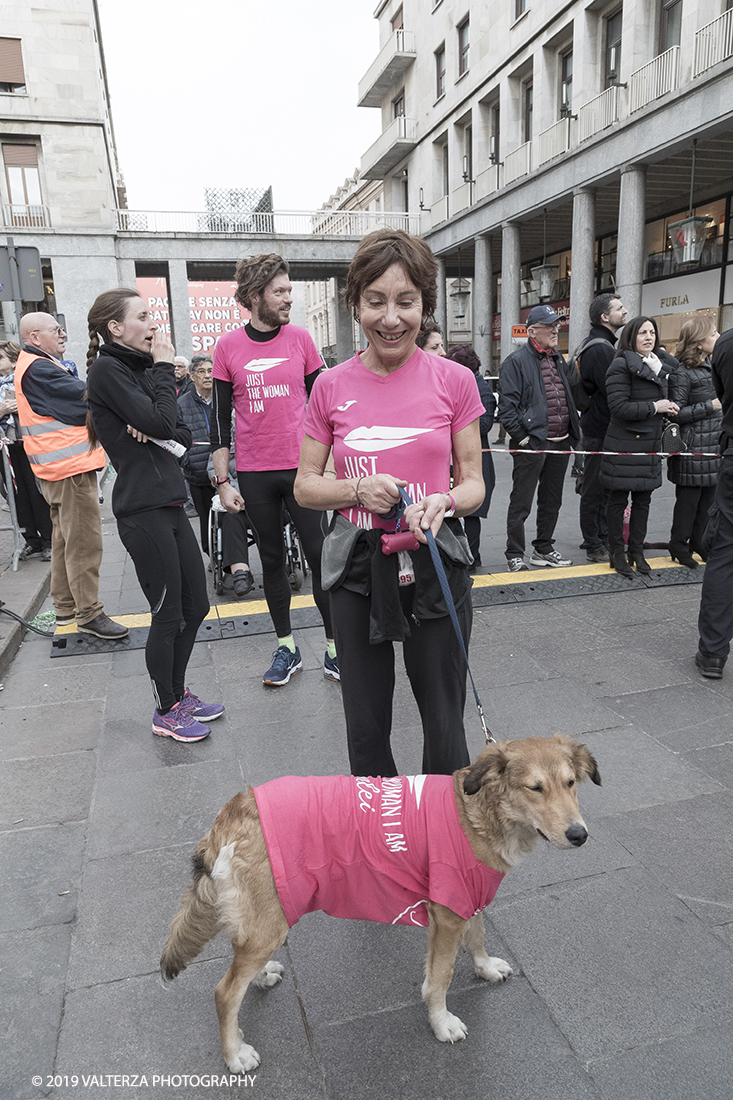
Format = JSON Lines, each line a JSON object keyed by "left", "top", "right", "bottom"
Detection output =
{"left": 356, "top": 0, "right": 733, "bottom": 369}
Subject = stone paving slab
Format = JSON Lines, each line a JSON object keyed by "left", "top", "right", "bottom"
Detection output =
{"left": 589, "top": 1023, "right": 733, "bottom": 1100}
{"left": 311, "top": 977, "right": 602, "bottom": 1100}
{"left": 67, "top": 845, "right": 230, "bottom": 991}
{"left": 602, "top": 790, "right": 733, "bottom": 926}
{"left": 488, "top": 866, "right": 733, "bottom": 1062}
{"left": 0, "top": 822, "right": 85, "bottom": 933}
{"left": 2, "top": 924, "right": 71, "bottom": 1100}
{"left": 54, "top": 958, "right": 323, "bottom": 1100}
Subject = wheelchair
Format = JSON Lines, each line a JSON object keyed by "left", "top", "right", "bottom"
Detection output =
{"left": 208, "top": 497, "right": 307, "bottom": 596}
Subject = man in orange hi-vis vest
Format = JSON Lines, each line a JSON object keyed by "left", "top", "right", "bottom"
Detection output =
{"left": 15, "top": 313, "right": 128, "bottom": 639}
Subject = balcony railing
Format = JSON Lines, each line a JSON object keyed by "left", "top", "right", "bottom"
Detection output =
{"left": 431, "top": 195, "right": 449, "bottom": 226}
{"left": 116, "top": 207, "right": 422, "bottom": 237}
{"left": 361, "top": 115, "right": 417, "bottom": 179}
{"left": 450, "top": 181, "right": 471, "bottom": 216}
{"left": 694, "top": 8, "right": 733, "bottom": 77}
{"left": 503, "top": 141, "right": 531, "bottom": 185}
{"left": 358, "top": 29, "right": 417, "bottom": 108}
{"left": 629, "top": 46, "right": 679, "bottom": 112}
{"left": 578, "top": 85, "right": 620, "bottom": 142}
{"left": 536, "top": 117, "right": 571, "bottom": 167}
{"left": 474, "top": 164, "right": 500, "bottom": 202}
{"left": 2, "top": 203, "right": 51, "bottom": 229}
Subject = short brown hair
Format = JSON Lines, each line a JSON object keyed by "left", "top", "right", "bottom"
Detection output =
{"left": 234, "top": 253, "right": 290, "bottom": 310}
{"left": 343, "top": 229, "right": 438, "bottom": 323}
{"left": 675, "top": 315, "right": 717, "bottom": 369}
{"left": 0, "top": 339, "right": 21, "bottom": 365}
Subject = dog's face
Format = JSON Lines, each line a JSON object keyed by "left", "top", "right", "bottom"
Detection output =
{"left": 463, "top": 735, "right": 601, "bottom": 850}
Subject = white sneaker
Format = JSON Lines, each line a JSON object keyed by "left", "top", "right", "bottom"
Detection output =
{"left": 506, "top": 556, "right": 529, "bottom": 572}
{"left": 530, "top": 550, "right": 572, "bottom": 568}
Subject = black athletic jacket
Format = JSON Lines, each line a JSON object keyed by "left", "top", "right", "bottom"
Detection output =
{"left": 87, "top": 342, "right": 191, "bottom": 518}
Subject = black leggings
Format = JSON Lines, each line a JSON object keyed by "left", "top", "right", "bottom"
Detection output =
{"left": 237, "top": 468, "right": 331, "bottom": 638}
{"left": 117, "top": 506, "right": 209, "bottom": 713}
{"left": 330, "top": 584, "right": 472, "bottom": 777}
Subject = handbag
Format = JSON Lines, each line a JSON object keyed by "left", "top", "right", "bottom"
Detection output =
{"left": 661, "top": 418, "right": 687, "bottom": 454}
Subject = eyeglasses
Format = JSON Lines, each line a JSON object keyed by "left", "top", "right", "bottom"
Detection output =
{"left": 33, "top": 326, "right": 66, "bottom": 337}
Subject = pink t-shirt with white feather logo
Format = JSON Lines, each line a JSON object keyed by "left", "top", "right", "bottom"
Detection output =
{"left": 304, "top": 347, "right": 484, "bottom": 530}
{"left": 252, "top": 773, "right": 504, "bottom": 928}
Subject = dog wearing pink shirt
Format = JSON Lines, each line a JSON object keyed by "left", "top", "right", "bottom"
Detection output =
{"left": 161, "top": 734, "right": 600, "bottom": 1072}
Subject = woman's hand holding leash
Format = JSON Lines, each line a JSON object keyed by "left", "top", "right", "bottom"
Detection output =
{"left": 405, "top": 492, "right": 452, "bottom": 544}
{"left": 354, "top": 473, "right": 406, "bottom": 514}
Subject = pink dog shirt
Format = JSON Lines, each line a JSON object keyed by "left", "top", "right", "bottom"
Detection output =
{"left": 252, "top": 774, "right": 504, "bottom": 928}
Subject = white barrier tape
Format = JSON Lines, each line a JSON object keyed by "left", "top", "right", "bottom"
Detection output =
{"left": 485, "top": 447, "right": 721, "bottom": 458}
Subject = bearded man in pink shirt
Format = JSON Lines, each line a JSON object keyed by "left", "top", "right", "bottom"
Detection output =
{"left": 210, "top": 254, "right": 336, "bottom": 686}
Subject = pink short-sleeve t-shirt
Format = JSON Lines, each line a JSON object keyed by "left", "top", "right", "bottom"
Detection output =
{"left": 252, "top": 773, "right": 504, "bottom": 929}
{"left": 304, "top": 347, "right": 484, "bottom": 530}
{"left": 213, "top": 324, "right": 322, "bottom": 471}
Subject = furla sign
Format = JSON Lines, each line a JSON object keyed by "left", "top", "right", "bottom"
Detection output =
{"left": 641, "top": 268, "right": 720, "bottom": 317}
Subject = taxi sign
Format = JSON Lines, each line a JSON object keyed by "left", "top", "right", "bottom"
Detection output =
{"left": 512, "top": 324, "right": 528, "bottom": 342}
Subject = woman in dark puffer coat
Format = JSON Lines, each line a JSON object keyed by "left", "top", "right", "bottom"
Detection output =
{"left": 601, "top": 316, "right": 680, "bottom": 576}
{"left": 667, "top": 316, "right": 721, "bottom": 567}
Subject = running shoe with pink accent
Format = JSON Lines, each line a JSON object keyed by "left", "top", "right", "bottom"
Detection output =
{"left": 152, "top": 702, "right": 210, "bottom": 742}
{"left": 178, "top": 687, "right": 225, "bottom": 722}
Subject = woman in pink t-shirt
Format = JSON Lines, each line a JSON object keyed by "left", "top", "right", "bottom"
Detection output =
{"left": 295, "top": 230, "right": 485, "bottom": 777}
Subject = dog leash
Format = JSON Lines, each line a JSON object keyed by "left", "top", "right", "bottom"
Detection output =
{"left": 398, "top": 487, "right": 495, "bottom": 747}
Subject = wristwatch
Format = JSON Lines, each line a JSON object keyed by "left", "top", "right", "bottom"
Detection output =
{"left": 211, "top": 474, "right": 231, "bottom": 488}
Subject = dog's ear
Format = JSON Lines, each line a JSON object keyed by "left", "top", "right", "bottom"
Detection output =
{"left": 463, "top": 745, "right": 509, "bottom": 795}
{"left": 570, "top": 740, "right": 602, "bottom": 786}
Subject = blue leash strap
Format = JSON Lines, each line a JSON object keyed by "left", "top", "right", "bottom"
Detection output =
{"left": 398, "top": 487, "right": 495, "bottom": 746}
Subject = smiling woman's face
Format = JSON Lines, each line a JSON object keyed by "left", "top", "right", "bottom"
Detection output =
{"left": 359, "top": 263, "right": 423, "bottom": 374}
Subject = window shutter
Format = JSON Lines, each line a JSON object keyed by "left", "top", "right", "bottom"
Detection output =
{"left": 2, "top": 143, "right": 38, "bottom": 168}
{"left": 0, "top": 38, "right": 25, "bottom": 84}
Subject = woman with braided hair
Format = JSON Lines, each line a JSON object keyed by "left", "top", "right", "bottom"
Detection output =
{"left": 85, "top": 288, "right": 222, "bottom": 742}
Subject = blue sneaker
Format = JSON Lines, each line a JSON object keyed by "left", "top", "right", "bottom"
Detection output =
{"left": 263, "top": 645, "right": 302, "bottom": 686}
{"left": 323, "top": 652, "right": 340, "bottom": 682}
{"left": 152, "top": 702, "right": 210, "bottom": 742}
{"left": 179, "top": 687, "right": 225, "bottom": 722}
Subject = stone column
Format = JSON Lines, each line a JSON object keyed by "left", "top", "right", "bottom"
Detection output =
{"left": 116, "top": 258, "right": 137, "bottom": 290}
{"left": 501, "top": 222, "right": 521, "bottom": 365}
{"left": 167, "top": 259, "right": 192, "bottom": 360}
{"left": 473, "top": 234, "right": 493, "bottom": 370}
{"left": 335, "top": 276, "right": 354, "bottom": 363}
{"left": 436, "top": 256, "right": 447, "bottom": 339}
{"left": 568, "top": 188, "right": 596, "bottom": 355}
{"left": 615, "top": 166, "right": 646, "bottom": 318}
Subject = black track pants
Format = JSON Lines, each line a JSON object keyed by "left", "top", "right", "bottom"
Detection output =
{"left": 237, "top": 468, "right": 331, "bottom": 637}
{"left": 117, "top": 506, "right": 209, "bottom": 713}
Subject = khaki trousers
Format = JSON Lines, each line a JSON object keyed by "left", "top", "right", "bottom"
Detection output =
{"left": 40, "top": 470, "right": 104, "bottom": 624}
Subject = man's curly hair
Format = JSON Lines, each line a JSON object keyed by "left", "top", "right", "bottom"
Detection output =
{"left": 234, "top": 253, "right": 290, "bottom": 310}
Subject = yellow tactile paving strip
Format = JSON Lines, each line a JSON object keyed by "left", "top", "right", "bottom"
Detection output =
{"left": 52, "top": 556, "right": 690, "bottom": 634}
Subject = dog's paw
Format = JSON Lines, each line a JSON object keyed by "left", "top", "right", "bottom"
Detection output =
{"left": 226, "top": 1042, "right": 261, "bottom": 1072}
{"left": 430, "top": 1009, "right": 468, "bottom": 1044}
{"left": 252, "top": 961, "right": 284, "bottom": 989}
{"left": 474, "top": 956, "right": 513, "bottom": 983}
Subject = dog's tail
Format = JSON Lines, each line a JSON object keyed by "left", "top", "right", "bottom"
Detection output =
{"left": 160, "top": 842, "right": 222, "bottom": 983}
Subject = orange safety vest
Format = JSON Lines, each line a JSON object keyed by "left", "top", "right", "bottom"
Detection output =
{"left": 14, "top": 349, "right": 105, "bottom": 481}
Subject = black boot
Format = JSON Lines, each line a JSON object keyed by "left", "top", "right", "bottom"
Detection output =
{"left": 611, "top": 551, "right": 634, "bottom": 577}
{"left": 670, "top": 542, "right": 698, "bottom": 568}
{"left": 628, "top": 549, "right": 652, "bottom": 574}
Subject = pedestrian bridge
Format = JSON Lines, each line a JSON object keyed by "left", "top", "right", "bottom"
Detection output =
{"left": 115, "top": 208, "right": 422, "bottom": 278}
